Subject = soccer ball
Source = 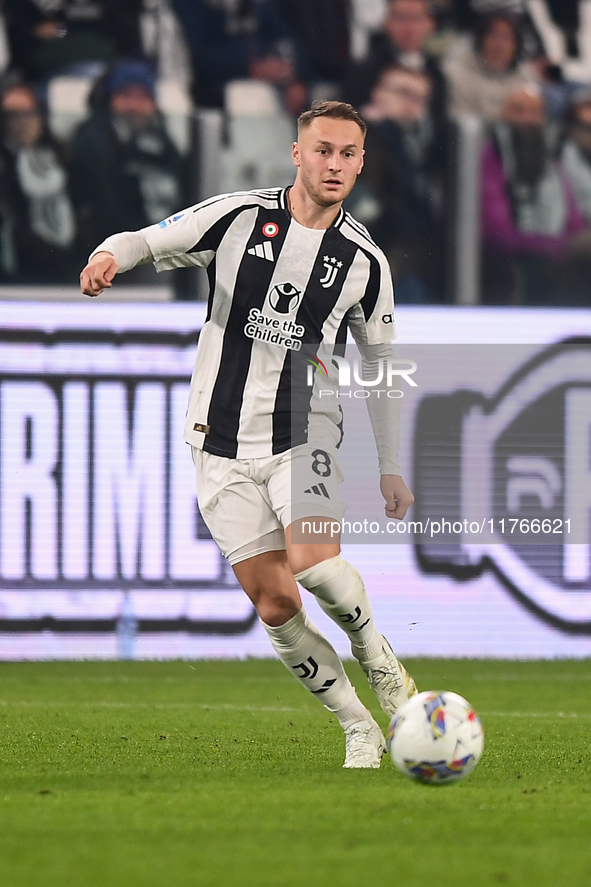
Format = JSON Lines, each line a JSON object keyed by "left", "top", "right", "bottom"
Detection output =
{"left": 387, "top": 690, "right": 484, "bottom": 785}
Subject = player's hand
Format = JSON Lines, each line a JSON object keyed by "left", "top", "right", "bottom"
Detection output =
{"left": 380, "top": 474, "right": 414, "bottom": 520}
{"left": 80, "top": 251, "right": 119, "bottom": 297}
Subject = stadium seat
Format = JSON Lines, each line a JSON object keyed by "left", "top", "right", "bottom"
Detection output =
{"left": 220, "top": 80, "right": 296, "bottom": 193}
{"left": 47, "top": 76, "right": 93, "bottom": 142}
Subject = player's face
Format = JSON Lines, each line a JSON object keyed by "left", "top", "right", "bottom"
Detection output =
{"left": 293, "top": 117, "right": 365, "bottom": 207}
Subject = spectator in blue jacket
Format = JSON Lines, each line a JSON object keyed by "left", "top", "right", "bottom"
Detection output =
{"left": 69, "top": 60, "right": 185, "bottom": 261}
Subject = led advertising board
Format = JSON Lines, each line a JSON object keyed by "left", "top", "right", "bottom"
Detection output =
{"left": 1, "top": 302, "right": 591, "bottom": 658}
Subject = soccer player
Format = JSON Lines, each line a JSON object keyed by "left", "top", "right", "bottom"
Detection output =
{"left": 80, "top": 101, "right": 417, "bottom": 768}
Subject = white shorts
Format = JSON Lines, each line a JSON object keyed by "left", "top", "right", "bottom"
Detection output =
{"left": 192, "top": 444, "right": 346, "bottom": 565}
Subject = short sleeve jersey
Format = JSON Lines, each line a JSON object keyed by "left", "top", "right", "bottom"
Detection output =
{"left": 142, "top": 187, "right": 396, "bottom": 459}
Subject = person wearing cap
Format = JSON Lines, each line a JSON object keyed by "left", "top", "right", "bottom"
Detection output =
{"left": 69, "top": 59, "right": 186, "bottom": 261}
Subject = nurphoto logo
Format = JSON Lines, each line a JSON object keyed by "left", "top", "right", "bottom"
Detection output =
{"left": 305, "top": 353, "right": 417, "bottom": 398}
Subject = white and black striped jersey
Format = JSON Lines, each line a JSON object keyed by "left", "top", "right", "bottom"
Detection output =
{"left": 103, "top": 187, "right": 396, "bottom": 459}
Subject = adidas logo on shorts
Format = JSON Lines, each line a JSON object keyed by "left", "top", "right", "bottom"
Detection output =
{"left": 304, "top": 483, "right": 330, "bottom": 498}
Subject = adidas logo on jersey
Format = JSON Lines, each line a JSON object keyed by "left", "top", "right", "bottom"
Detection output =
{"left": 304, "top": 483, "right": 330, "bottom": 498}
{"left": 248, "top": 242, "right": 274, "bottom": 261}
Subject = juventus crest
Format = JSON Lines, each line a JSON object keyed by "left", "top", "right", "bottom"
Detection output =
{"left": 320, "top": 256, "right": 343, "bottom": 288}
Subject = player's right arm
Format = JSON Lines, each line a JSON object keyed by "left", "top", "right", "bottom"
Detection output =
{"left": 80, "top": 229, "right": 155, "bottom": 296}
{"left": 80, "top": 193, "right": 255, "bottom": 297}
{"left": 80, "top": 251, "right": 120, "bottom": 296}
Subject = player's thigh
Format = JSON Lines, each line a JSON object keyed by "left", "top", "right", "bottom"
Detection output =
{"left": 265, "top": 444, "right": 346, "bottom": 526}
{"left": 266, "top": 444, "right": 345, "bottom": 571}
{"left": 193, "top": 448, "right": 283, "bottom": 561}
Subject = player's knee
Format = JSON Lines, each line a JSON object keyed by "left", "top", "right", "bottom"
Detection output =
{"left": 294, "top": 554, "right": 344, "bottom": 590}
{"left": 254, "top": 589, "right": 300, "bottom": 626}
{"left": 289, "top": 546, "right": 341, "bottom": 578}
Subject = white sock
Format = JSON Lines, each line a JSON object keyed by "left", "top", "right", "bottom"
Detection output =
{"left": 261, "top": 608, "right": 373, "bottom": 730}
{"left": 295, "top": 556, "right": 384, "bottom": 662}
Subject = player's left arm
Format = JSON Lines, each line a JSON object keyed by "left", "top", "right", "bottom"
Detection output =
{"left": 350, "top": 249, "right": 415, "bottom": 520}
{"left": 356, "top": 340, "right": 415, "bottom": 520}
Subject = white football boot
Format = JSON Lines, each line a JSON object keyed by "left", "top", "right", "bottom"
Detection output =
{"left": 359, "top": 636, "right": 418, "bottom": 719}
{"left": 343, "top": 718, "right": 387, "bottom": 769}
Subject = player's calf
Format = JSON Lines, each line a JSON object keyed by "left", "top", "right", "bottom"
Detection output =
{"left": 294, "top": 556, "right": 417, "bottom": 719}
{"left": 261, "top": 607, "right": 384, "bottom": 766}
{"left": 294, "top": 555, "right": 383, "bottom": 661}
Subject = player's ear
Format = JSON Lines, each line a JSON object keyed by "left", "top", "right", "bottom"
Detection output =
{"left": 292, "top": 140, "right": 301, "bottom": 168}
{"left": 357, "top": 148, "right": 365, "bottom": 175}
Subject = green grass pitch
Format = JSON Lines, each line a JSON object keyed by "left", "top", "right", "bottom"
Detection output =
{"left": 0, "top": 658, "right": 590, "bottom": 887}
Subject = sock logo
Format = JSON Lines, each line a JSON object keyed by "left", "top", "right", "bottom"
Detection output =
{"left": 339, "top": 606, "right": 370, "bottom": 632}
{"left": 292, "top": 657, "right": 319, "bottom": 679}
{"left": 311, "top": 678, "right": 337, "bottom": 695}
{"left": 292, "top": 657, "right": 337, "bottom": 694}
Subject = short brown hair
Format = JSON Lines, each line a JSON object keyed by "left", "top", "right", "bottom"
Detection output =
{"left": 297, "top": 100, "right": 367, "bottom": 138}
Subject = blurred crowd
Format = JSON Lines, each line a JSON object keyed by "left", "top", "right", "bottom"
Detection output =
{"left": 1, "top": 0, "right": 591, "bottom": 304}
